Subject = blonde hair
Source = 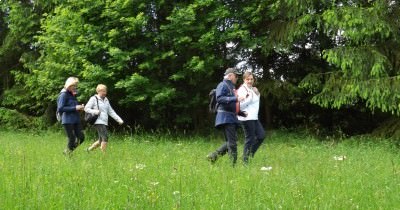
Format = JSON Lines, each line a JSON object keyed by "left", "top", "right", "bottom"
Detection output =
{"left": 96, "top": 84, "right": 107, "bottom": 93}
{"left": 64, "top": 77, "right": 79, "bottom": 89}
{"left": 243, "top": 71, "right": 253, "bottom": 80}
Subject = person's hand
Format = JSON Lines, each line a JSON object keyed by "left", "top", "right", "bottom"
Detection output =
{"left": 94, "top": 110, "right": 100, "bottom": 115}
{"left": 238, "top": 111, "right": 248, "bottom": 117}
{"left": 118, "top": 120, "right": 124, "bottom": 125}
{"left": 238, "top": 95, "right": 246, "bottom": 102}
{"left": 76, "top": 104, "right": 84, "bottom": 111}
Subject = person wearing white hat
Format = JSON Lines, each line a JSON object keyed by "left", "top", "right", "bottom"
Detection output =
{"left": 57, "top": 77, "right": 85, "bottom": 155}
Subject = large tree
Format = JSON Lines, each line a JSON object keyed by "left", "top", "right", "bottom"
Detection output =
{"left": 299, "top": 0, "right": 400, "bottom": 114}
{"left": 0, "top": 0, "right": 59, "bottom": 114}
{"left": 15, "top": 0, "right": 243, "bottom": 128}
{"left": 2, "top": 0, "right": 398, "bottom": 133}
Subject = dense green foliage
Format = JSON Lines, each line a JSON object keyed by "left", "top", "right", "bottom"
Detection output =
{"left": 0, "top": 107, "right": 45, "bottom": 129}
{"left": 1, "top": 131, "right": 400, "bottom": 208}
{"left": 0, "top": 0, "right": 399, "bottom": 133}
{"left": 300, "top": 1, "right": 400, "bottom": 114}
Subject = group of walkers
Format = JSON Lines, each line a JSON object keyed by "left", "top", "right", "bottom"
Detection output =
{"left": 57, "top": 77, "right": 123, "bottom": 155}
{"left": 57, "top": 67, "right": 265, "bottom": 166}
{"left": 207, "top": 68, "right": 265, "bottom": 166}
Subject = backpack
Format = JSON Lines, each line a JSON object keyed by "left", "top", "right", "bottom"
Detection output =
{"left": 209, "top": 89, "right": 218, "bottom": 113}
{"left": 56, "top": 111, "right": 61, "bottom": 122}
{"left": 56, "top": 90, "right": 66, "bottom": 122}
{"left": 209, "top": 81, "right": 231, "bottom": 114}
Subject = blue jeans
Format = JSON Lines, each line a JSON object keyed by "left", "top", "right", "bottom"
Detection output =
{"left": 241, "top": 120, "right": 265, "bottom": 162}
{"left": 214, "top": 124, "right": 238, "bottom": 165}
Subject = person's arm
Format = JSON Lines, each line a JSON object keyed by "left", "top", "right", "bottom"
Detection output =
{"left": 57, "top": 93, "right": 76, "bottom": 113}
{"left": 216, "top": 82, "right": 237, "bottom": 104}
{"left": 107, "top": 100, "right": 123, "bottom": 124}
{"left": 252, "top": 86, "right": 260, "bottom": 96}
{"left": 84, "top": 96, "right": 99, "bottom": 115}
{"left": 238, "top": 86, "right": 252, "bottom": 109}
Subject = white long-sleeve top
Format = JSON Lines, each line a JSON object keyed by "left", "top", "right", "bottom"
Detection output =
{"left": 237, "top": 84, "right": 260, "bottom": 121}
{"left": 84, "top": 95, "right": 123, "bottom": 125}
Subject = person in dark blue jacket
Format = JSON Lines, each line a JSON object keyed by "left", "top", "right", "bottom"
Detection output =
{"left": 57, "top": 77, "right": 85, "bottom": 156}
{"left": 207, "top": 68, "right": 246, "bottom": 165}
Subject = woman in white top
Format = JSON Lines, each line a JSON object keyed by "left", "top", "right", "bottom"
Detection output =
{"left": 84, "top": 84, "right": 124, "bottom": 152}
{"left": 237, "top": 72, "right": 266, "bottom": 163}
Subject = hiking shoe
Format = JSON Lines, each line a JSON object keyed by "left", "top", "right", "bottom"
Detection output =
{"left": 63, "top": 149, "right": 72, "bottom": 157}
{"left": 207, "top": 152, "right": 218, "bottom": 163}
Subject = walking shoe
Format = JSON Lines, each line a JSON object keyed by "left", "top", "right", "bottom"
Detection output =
{"left": 63, "top": 149, "right": 72, "bottom": 157}
{"left": 206, "top": 152, "right": 218, "bottom": 163}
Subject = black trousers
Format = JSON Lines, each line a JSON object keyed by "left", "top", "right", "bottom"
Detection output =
{"left": 215, "top": 124, "right": 238, "bottom": 165}
{"left": 241, "top": 120, "right": 265, "bottom": 162}
{"left": 63, "top": 124, "right": 85, "bottom": 151}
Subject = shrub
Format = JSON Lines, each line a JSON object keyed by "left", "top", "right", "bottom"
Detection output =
{"left": 0, "top": 107, "right": 45, "bottom": 130}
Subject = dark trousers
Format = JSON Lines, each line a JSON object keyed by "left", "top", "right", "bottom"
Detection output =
{"left": 215, "top": 124, "right": 238, "bottom": 165}
{"left": 63, "top": 124, "right": 85, "bottom": 151}
{"left": 242, "top": 120, "right": 265, "bottom": 162}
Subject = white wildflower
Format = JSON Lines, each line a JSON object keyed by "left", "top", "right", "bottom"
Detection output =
{"left": 333, "top": 155, "right": 346, "bottom": 161}
{"left": 260, "top": 166, "right": 273, "bottom": 171}
{"left": 136, "top": 163, "right": 146, "bottom": 170}
{"left": 150, "top": 181, "right": 159, "bottom": 186}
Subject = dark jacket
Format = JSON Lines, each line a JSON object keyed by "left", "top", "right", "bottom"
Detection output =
{"left": 215, "top": 79, "right": 240, "bottom": 128}
{"left": 57, "top": 89, "right": 81, "bottom": 124}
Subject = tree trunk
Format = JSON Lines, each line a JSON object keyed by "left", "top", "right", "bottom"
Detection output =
{"left": 44, "top": 101, "right": 57, "bottom": 124}
{"left": 263, "top": 103, "right": 272, "bottom": 130}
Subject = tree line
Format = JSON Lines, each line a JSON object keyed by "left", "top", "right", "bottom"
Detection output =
{"left": 1, "top": 0, "right": 399, "bottom": 136}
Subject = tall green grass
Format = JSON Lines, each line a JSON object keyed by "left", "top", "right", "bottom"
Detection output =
{"left": 0, "top": 130, "right": 399, "bottom": 209}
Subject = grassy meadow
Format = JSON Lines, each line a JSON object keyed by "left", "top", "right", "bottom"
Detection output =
{"left": 1, "top": 129, "right": 400, "bottom": 209}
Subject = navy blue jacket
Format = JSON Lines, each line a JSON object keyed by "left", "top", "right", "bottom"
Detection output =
{"left": 215, "top": 79, "right": 240, "bottom": 128}
{"left": 57, "top": 89, "right": 81, "bottom": 125}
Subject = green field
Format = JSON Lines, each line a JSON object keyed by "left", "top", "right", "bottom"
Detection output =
{"left": 1, "top": 130, "right": 400, "bottom": 209}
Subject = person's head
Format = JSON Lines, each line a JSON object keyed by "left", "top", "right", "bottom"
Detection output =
{"left": 243, "top": 71, "right": 255, "bottom": 87}
{"left": 96, "top": 84, "right": 107, "bottom": 98}
{"left": 64, "top": 77, "right": 79, "bottom": 92}
{"left": 223, "top": 67, "right": 241, "bottom": 84}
